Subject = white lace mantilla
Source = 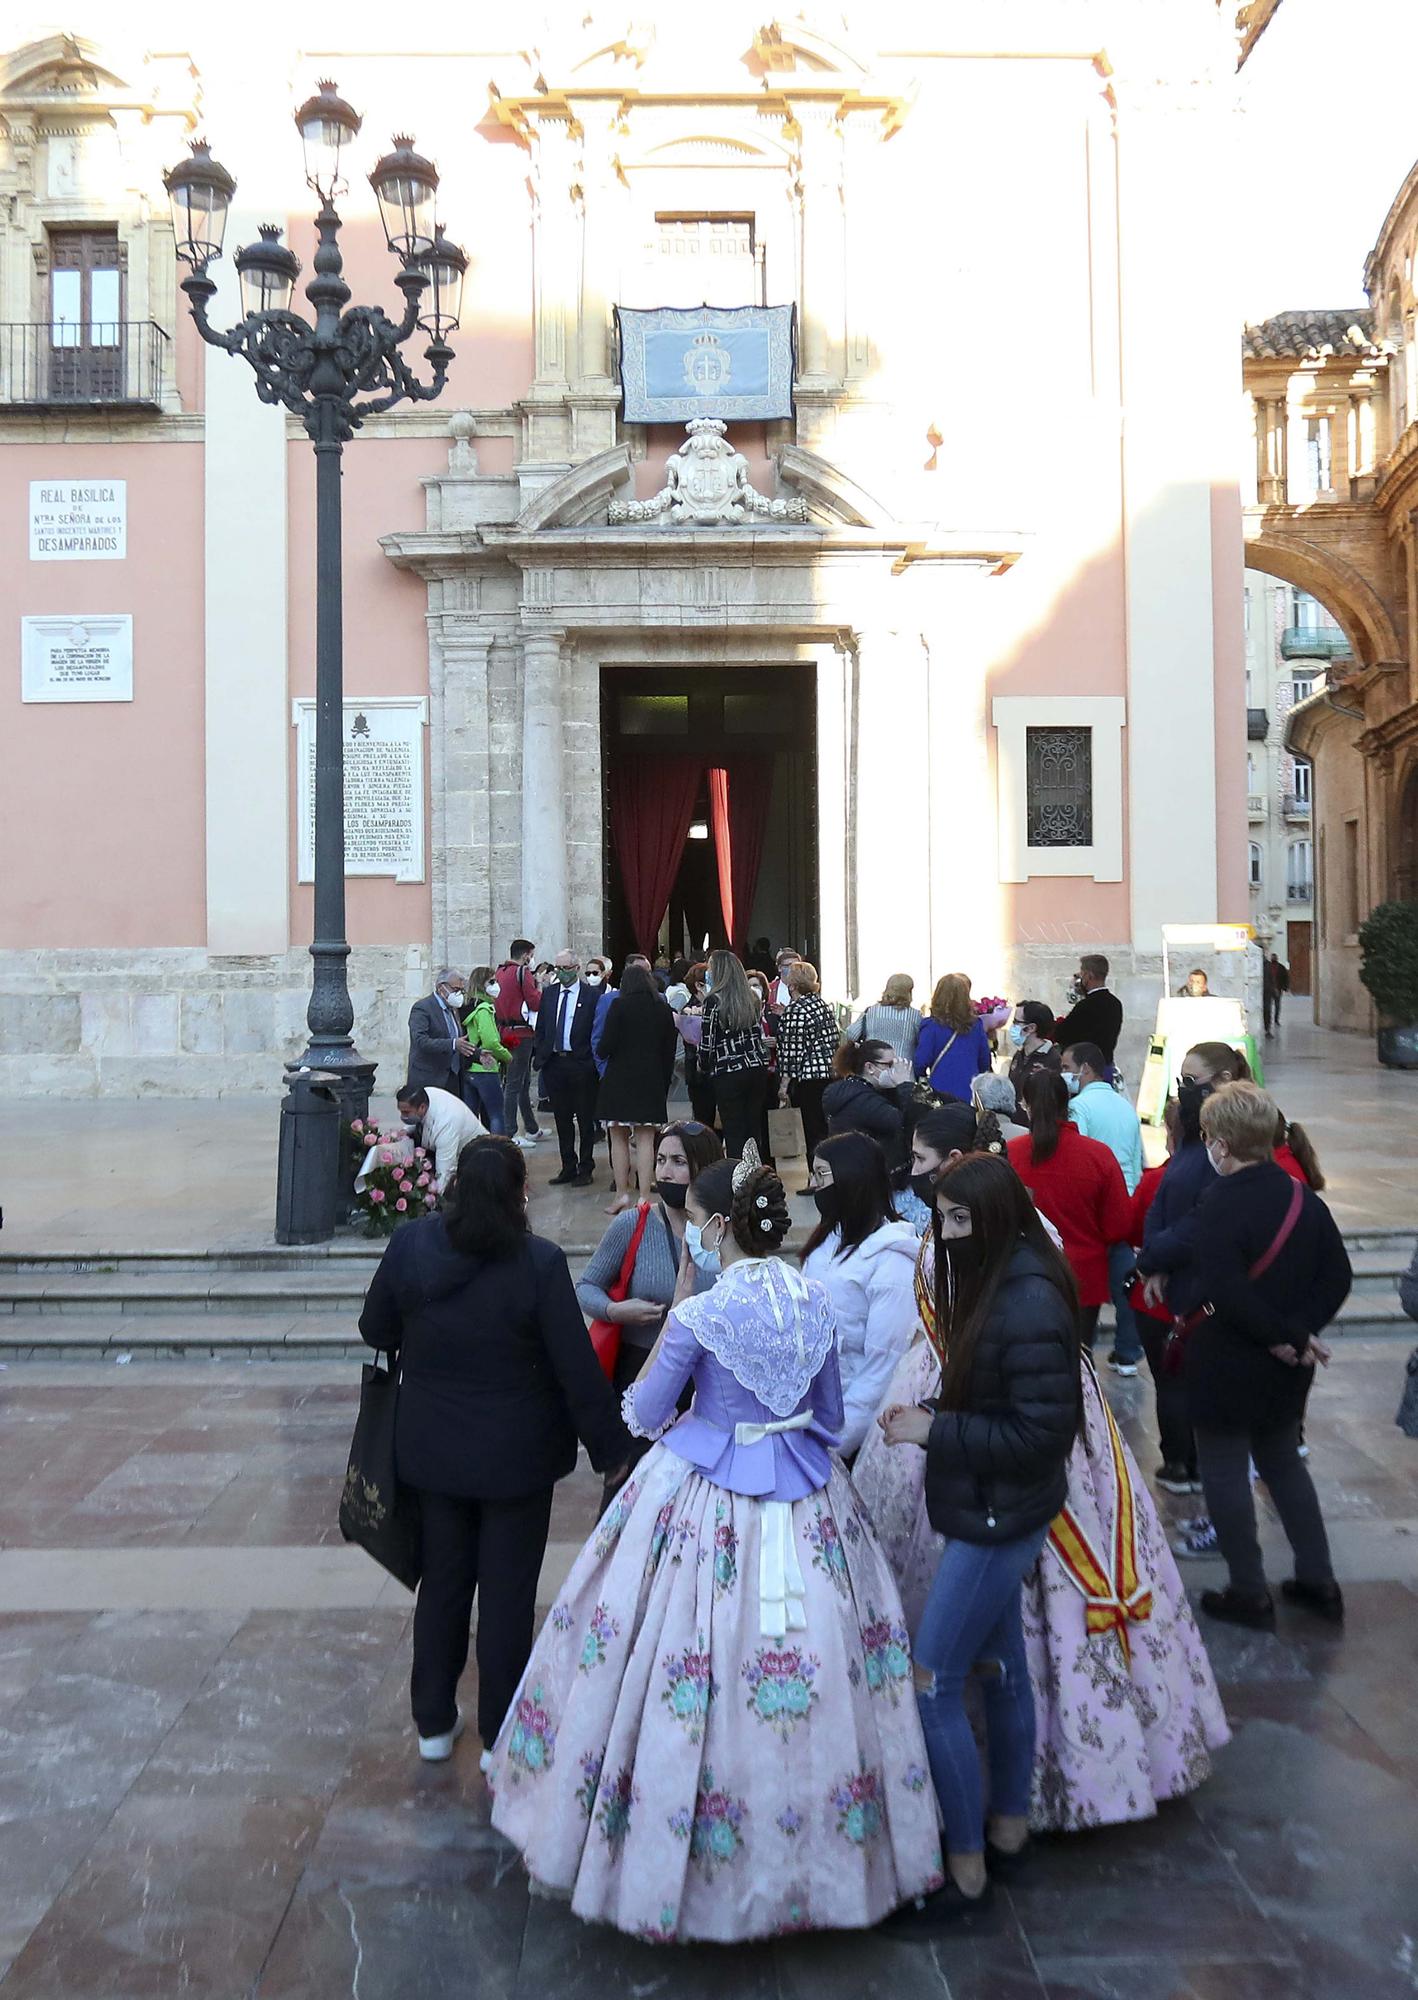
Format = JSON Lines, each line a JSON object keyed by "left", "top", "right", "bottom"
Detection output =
{"left": 672, "top": 1259, "right": 836, "bottom": 1416}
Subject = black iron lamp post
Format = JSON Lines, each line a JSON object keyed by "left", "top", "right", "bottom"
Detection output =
{"left": 164, "top": 85, "right": 466, "bottom": 1237}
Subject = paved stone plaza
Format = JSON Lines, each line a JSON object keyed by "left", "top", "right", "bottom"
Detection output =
{"left": 0, "top": 1346, "right": 1416, "bottom": 1999}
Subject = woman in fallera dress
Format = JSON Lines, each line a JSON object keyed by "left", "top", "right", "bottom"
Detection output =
{"left": 487, "top": 1148, "right": 944, "bottom": 1942}
{"left": 853, "top": 1154, "right": 1230, "bottom": 1833}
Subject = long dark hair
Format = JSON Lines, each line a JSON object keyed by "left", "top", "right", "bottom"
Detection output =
{"left": 801, "top": 1130, "right": 897, "bottom": 1262}
{"left": 1022, "top": 1068, "right": 1069, "bottom": 1162}
{"left": 444, "top": 1136, "right": 529, "bottom": 1260}
{"left": 618, "top": 962, "right": 657, "bottom": 999}
{"left": 657, "top": 1119, "right": 724, "bottom": 1180}
{"left": 931, "top": 1152, "right": 1080, "bottom": 1412}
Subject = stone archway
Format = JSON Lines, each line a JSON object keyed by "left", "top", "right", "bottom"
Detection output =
{"left": 1398, "top": 761, "right": 1418, "bottom": 902}
{"left": 1242, "top": 526, "right": 1405, "bottom": 674}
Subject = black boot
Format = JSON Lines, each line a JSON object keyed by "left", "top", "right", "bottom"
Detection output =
{"left": 1280, "top": 1577, "right": 1344, "bottom": 1624}
{"left": 1201, "top": 1586, "right": 1275, "bottom": 1631}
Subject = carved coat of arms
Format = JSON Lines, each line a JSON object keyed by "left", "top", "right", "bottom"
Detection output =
{"left": 608, "top": 419, "right": 809, "bottom": 527}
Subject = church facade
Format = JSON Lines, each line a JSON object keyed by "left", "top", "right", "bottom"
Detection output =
{"left": 0, "top": 8, "right": 1255, "bottom": 1094}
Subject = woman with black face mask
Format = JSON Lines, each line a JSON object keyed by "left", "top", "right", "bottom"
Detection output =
{"left": 801, "top": 1132, "right": 920, "bottom": 1458}
{"left": 1133, "top": 1042, "right": 1250, "bottom": 1512}
{"left": 576, "top": 1119, "right": 724, "bottom": 1510}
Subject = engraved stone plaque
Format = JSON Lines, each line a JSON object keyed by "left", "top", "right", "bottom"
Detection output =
{"left": 293, "top": 697, "right": 428, "bottom": 882}
{"left": 21, "top": 614, "right": 133, "bottom": 702}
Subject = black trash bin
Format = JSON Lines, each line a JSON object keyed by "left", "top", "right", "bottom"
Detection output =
{"left": 275, "top": 1069, "right": 341, "bottom": 1244}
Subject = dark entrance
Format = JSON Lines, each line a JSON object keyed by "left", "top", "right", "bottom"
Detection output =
{"left": 601, "top": 664, "right": 818, "bottom": 969}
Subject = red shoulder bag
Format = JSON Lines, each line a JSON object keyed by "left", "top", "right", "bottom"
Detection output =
{"left": 587, "top": 1202, "right": 653, "bottom": 1380}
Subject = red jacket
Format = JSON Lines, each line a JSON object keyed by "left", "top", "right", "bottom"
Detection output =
{"left": 492, "top": 961, "right": 541, "bottom": 1042}
{"left": 1125, "top": 1163, "right": 1170, "bottom": 1322}
{"left": 1007, "top": 1124, "right": 1133, "bottom": 1307}
{"left": 1274, "top": 1144, "right": 1311, "bottom": 1187}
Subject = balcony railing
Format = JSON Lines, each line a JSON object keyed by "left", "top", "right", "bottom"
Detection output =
{"left": 0, "top": 322, "right": 168, "bottom": 409}
{"left": 1248, "top": 793, "right": 1268, "bottom": 820}
{"left": 1280, "top": 625, "right": 1353, "bottom": 662}
{"left": 1283, "top": 794, "right": 1312, "bottom": 820}
{"left": 1247, "top": 707, "right": 1269, "bottom": 740}
{"left": 1286, "top": 882, "right": 1313, "bottom": 903}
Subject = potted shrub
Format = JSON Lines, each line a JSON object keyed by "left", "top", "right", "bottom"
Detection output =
{"left": 1358, "top": 900, "right": 1418, "bottom": 1068}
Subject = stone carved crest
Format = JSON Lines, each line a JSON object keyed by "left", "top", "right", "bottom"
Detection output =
{"left": 608, "top": 419, "right": 809, "bottom": 526}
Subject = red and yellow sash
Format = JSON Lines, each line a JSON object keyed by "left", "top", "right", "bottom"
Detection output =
{"left": 1046, "top": 1375, "right": 1152, "bottom": 1660}
{"left": 915, "top": 1236, "right": 1150, "bottom": 1659}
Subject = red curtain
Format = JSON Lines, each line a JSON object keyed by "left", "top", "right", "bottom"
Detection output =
{"left": 609, "top": 756, "right": 704, "bottom": 954}
{"left": 708, "top": 759, "right": 774, "bottom": 955}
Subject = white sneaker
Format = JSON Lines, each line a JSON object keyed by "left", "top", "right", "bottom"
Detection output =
{"left": 418, "top": 1711, "right": 465, "bottom": 1762}
{"left": 479, "top": 1748, "right": 493, "bottom": 1775}
{"left": 513, "top": 1135, "right": 536, "bottom": 1150}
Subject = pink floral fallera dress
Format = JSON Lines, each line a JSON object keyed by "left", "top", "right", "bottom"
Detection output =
{"left": 487, "top": 1258, "right": 944, "bottom": 1942}
{"left": 852, "top": 1237, "right": 1230, "bottom": 1833}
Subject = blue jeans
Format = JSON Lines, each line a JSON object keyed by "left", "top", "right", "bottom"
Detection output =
{"left": 466, "top": 1067, "right": 507, "bottom": 1135}
{"left": 501, "top": 1037, "right": 539, "bottom": 1135}
{"left": 1108, "top": 1241, "right": 1144, "bottom": 1363}
{"left": 913, "top": 1524, "right": 1049, "bottom": 1855}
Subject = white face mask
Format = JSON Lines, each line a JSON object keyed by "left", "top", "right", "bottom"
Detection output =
{"left": 1206, "top": 1143, "right": 1226, "bottom": 1175}
{"left": 685, "top": 1218, "right": 723, "bottom": 1274}
{"left": 1064, "top": 1072, "right": 1082, "bottom": 1097}
{"left": 484, "top": 982, "right": 499, "bottom": 997}
{"left": 584, "top": 973, "right": 604, "bottom": 988}
{"left": 442, "top": 989, "right": 465, "bottom": 1010}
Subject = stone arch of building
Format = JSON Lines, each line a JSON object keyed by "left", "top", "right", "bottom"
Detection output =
{"left": 1242, "top": 527, "right": 1404, "bottom": 673}
{"left": 1396, "top": 755, "right": 1418, "bottom": 901}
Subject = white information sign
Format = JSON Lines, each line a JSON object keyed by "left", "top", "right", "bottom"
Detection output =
{"left": 293, "top": 697, "right": 428, "bottom": 884}
{"left": 29, "top": 480, "right": 127, "bottom": 561}
{"left": 21, "top": 614, "right": 133, "bottom": 703}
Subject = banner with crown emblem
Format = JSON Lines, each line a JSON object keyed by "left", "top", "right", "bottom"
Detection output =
{"left": 615, "top": 304, "right": 796, "bottom": 423}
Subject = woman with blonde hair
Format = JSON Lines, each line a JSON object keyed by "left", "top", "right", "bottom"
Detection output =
{"left": 847, "top": 972, "right": 923, "bottom": 1074}
{"left": 913, "top": 973, "right": 992, "bottom": 1104}
{"left": 775, "top": 959, "right": 841, "bottom": 1165}
{"left": 699, "top": 949, "right": 772, "bottom": 1161}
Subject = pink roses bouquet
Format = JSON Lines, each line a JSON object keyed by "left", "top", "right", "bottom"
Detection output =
{"left": 350, "top": 1118, "right": 439, "bottom": 1237}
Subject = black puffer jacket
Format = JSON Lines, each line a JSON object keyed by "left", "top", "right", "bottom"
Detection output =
{"left": 822, "top": 1075, "right": 907, "bottom": 1168}
{"left": 923, "top": 1241, "right": 1081, "bottom": 1543}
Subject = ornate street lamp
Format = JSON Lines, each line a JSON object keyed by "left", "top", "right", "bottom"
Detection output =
{"left": 164, "top": 88, "right": 465, "bottom": 1238}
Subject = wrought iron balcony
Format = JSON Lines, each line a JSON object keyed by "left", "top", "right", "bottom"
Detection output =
{"left": 1247, "top": 707, "right": 1269, "bottom": 740}
{"left": 1283, "top": 793, "right": 1312, "bottom": 820}
{"left": 1280, "top": 624, "right": 1352, "bottom": 662}
{"left": 0, "top": 322, "right": 168, "bottom": 409}
{"left": 1286, "top": 881, "right": 1313, "bottom": 903}
{"left": 1248, "top": 793, "right": 1268, "bottom": 820}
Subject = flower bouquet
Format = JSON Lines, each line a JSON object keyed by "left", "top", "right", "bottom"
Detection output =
{"left": 974, "top": 995, "right": 1013, "bottom": 1033}
{"left": 349, "top": 1118, "right": 439, "bottom": 1237}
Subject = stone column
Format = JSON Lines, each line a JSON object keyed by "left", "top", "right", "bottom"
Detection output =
{"left": 429, "top": 605, "right": 493, "bottom": 969}
{"left": 1114, "top": 77, "right": 1231, "bottom": 946}
{"left": 519, "top": 626, "right": 570, "bottom": 949}
{"left": 523, "top": 114, "right": 578, "bottom": 465}
{"left": 851, "top": 627, "right": 932, "bottom": 998}
{"left": 791, "top": 100, "right": 846, "bottom": 389}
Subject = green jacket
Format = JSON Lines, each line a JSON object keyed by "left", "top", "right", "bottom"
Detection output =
{"left": 464, "top": 996, "right": 510, "bottom": 1069}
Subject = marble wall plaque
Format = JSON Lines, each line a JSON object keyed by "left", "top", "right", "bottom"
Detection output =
{"left": 21, "top": 614, "right": 133, "bottom": 702}
{"left": 30, "top": 480, "right": 127, "bottom": 561}
{"left": 293, "top": 697, "right": 428, "bottom": 883}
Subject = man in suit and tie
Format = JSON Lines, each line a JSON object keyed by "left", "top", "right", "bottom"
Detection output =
{"left": 533, "top": 950, "right": 601, "bottom": 1186}
{"left": 407, "top": 970, "right": 477, "bottom": 1101}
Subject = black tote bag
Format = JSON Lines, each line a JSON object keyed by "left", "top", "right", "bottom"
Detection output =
{"left": 339, "top": 1356, "right": 423, "bottom": 1590}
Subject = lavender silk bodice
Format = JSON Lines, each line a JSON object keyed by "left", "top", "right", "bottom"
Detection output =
{"left": 626, "top": 1259, "right": 844, "bottom": 1500}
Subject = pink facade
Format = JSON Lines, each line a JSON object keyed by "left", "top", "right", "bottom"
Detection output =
{"left": 0, "top": 14, "right": 1249, "bottom": 1092}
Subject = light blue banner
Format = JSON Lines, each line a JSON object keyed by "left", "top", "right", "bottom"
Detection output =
{"left": 617, "top": 305, "right": 795, "bottom": 423}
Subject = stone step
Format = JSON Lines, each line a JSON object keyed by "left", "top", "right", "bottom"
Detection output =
{"left": 0, "top": 1290, "right": 1409, "bottom": 1361}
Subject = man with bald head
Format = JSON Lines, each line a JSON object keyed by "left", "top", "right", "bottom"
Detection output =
{"left": 532, "top": 950, "right": 602, "bottom": 1186}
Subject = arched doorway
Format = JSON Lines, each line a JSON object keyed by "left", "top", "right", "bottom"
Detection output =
{"left": 1397, "top": 763, "right": 1418, "bottom": 904}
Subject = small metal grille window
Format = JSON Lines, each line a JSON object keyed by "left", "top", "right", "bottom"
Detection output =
{"left": 1025, "top": 727, "right": 1093, "bottom": 847}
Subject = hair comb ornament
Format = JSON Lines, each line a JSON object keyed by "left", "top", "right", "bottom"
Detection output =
{"left": 731, "top": 1139, "right": 763, "bottom": 1194}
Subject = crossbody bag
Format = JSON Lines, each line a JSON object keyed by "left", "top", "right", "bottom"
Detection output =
{"left": 1162, "top": 1177, "right": 1304, "bottom": 1377}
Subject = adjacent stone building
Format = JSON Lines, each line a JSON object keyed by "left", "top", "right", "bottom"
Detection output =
{"left": 0, "top": 9, "right": 1261, "bottom": 1094}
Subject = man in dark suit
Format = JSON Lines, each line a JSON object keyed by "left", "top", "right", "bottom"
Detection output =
{"left": 1054, "top": 953, "right": 1124, "bottom": 1067}
{"left": 533, "top": 950, "right": 601, "bottom": 1185}
{"left": 408, "top": 970, "right": 475, "bottom": 1099}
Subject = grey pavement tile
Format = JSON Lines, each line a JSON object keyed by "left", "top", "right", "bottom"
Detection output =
{"left": 0, "top": 1613, "right": 95, "bottom": 1710}
{"left": 777, "top": 1922, "right": 1045, "bottom": 1999}
{"left": 515, "top": 1895, "right": 781, "bottom": 1999}
{"left": 1037, "top": 1963, "right": 1306, "bottom": 2000}
{"left": 255, "top": 1859, "right": 529, "bottom": 2000}
{"left": 0, "top": 1794, "right": 324, "bottom": 1998}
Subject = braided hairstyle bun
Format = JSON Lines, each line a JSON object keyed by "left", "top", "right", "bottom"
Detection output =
{"left": 730, "top": 1162, "right": 791, "bottom": 1255}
